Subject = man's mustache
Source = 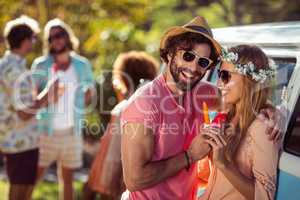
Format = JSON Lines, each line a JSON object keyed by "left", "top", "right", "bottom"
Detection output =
{"left": 177, "top": 67, "right": 203, "bottom": 78}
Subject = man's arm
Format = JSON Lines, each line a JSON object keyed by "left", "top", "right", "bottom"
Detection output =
{"left": 16, "top": 99, "right": 45, "bottom": 120}
{"left": 17, "top": 59, "right": 50, "bottom": 120}
{"left": 121, "top": 122, "right": 188, "bottom": 191}
{"left": 16, "top": 79, "right": 60, "bottom": 121}
{"left": 121, "top": 122, "right": 210, "bottom": 191}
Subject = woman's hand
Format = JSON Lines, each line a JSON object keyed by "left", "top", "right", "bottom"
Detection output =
{"left": 202, "top": 126, "right": 229, "bottom": 169}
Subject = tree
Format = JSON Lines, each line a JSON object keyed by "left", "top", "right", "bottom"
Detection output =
{"left": 1, "top": 0, "right": 299, "bottom": 136}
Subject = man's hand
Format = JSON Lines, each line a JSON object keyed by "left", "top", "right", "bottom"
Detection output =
{"left": 84, "top": 88, "right": 93, "bottom": 106}
{"left": 38, "top": 79, "right": 63, "bottom": 107}
{"left": 259, "top": 104, "right": 286, "bottom": 141}
{"left": 187, "top": 127, "right": 211, "bottom": 163}
{"left": 16, "top": 79, "right": 63, "bottom": 121}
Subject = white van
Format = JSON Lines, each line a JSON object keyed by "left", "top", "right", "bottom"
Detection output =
{"left": 211, "top": 21, "right": 300, "bottom": 200}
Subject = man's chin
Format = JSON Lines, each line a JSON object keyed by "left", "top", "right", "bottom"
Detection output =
{"left": 177, "top": 78, "right": 202, "bottom": 90}
{"left": 50, "top": 47, "right": 68, "bottom": 55}
{"left": 176, "top": 81, "right": 195, "bottom": 92}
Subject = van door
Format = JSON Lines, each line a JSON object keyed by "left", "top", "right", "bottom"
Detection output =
{"left": 275, "top": 55, "right": 300, "bottom": 200}
{"left": 276, "top": 95, "right": 300, "bottom": 200}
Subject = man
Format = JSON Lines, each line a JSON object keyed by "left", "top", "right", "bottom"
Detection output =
{"left": 121, "top": 16, "right": 280, "bottom": 200}
{"left": 83, "top": 51, "right": 159, "bottom": 200}
{"left": 0, "top": 16, "right": 61, "bottom": 200}
{"left": 31, "top": 19, "right": 94, "bottom": 200}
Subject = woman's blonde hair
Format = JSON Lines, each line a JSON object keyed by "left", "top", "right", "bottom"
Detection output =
{"left": 225, "top": 45, "right": 271, "bottom": 161}
{"left": 43, "top": 18, "right": 79, "bottom": 55}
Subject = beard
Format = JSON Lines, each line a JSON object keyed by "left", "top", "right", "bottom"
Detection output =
{"left": 49, "top": 44, "right": 68, "bottom": 55}
{"left": 169, "top": 57, "right": 205, "bottom": 92}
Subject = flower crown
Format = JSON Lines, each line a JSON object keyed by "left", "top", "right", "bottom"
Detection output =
{"left": 220, "top": 48, "right": 276, "bottom": 83}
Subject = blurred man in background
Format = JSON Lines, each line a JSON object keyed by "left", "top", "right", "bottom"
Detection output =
{"left": 31, "top": 18, "right": 94, "bottom": 200}
{"left": 0, "top": 15, "right": 61, "bottom": 200}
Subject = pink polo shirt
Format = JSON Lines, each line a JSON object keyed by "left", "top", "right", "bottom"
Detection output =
{"left": 121, "top": 74, "right": 219, "bottom": 200}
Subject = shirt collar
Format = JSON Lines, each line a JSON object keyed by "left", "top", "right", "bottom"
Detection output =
{"left": 4, "top": 50, "right": 26, "bottom": 66}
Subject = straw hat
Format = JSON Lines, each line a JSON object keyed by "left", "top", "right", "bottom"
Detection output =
{"left": 160, "top": 16, "right": 221, "bottom": 56}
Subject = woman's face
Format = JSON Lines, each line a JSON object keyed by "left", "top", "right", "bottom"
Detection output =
{"left": 217, "top": 61, "right": 244, "bottom": 107}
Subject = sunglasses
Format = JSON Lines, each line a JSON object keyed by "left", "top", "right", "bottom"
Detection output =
{"left": 180, "top": 50, "right": 213, "bottom": 69}
{"left": 217, "top": 69, "right": 234, "bottom": 84}
{"left": 48, "top": 32, "right": 67, "bottom": 43}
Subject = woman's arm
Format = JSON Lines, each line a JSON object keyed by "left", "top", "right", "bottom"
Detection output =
{"left": 203, "top": 130, "right": 255, "bottom": 199}
{"left": 249, "top": 119, "right": 280, "bottom": 200}
{"left": 204, "top": 118, "right": 280, "bottom": 200}
{"left": 218, "top": 162, "right": 255, "bottom": 200}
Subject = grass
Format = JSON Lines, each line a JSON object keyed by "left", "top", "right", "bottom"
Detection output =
{"left": 0, "top": 180, "right": 84, "bottom": 200}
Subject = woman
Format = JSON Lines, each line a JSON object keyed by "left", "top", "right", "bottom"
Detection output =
{"left": 83, "top": 51, "right": 159, "bottom": 200}
{"left": 198, "top": 45, "right": 280, "bottom": 200}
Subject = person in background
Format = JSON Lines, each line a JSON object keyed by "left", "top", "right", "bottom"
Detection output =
{"left": 83, "top": 51, "right": 159, "bottom": 200}
{"left": 31, "top": 18, "right": 94, "bottom": 200}
{"left": 0, "top": 15, "right": 60, "bottom": 200}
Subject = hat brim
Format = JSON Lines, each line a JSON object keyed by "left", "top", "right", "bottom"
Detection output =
{"left": 160, "top": 26, "right": 221, "bottom": 56}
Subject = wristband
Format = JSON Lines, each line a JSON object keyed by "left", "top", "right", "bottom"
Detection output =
{"left": 184, "top": 150, "right": 191, "bottom": 171}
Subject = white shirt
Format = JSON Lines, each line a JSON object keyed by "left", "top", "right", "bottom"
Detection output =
{"left": 51, "top": 65, "right": 78, "bottom": 130}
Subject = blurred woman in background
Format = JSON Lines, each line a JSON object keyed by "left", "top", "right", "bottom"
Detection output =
{"left": 83, "top": 51, "right": 159, "bottom": 200}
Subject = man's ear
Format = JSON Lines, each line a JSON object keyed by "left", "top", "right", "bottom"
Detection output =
{"left": 167, "top": 54, "right": 172, "bottom": 65}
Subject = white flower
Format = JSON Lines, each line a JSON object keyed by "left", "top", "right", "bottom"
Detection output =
{"left": 220, "top": 47, "right": 276, "bottom": 83}
{"left": 252, "top": 74, "right": 260, "bottom": 82}
{"left": 249, "top": 62, "right": 255, "bottom": 71}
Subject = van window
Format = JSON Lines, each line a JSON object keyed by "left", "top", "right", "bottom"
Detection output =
{"left": 271, "top": 57, "right": 296, "bottom": 105}
{"left": 284, "top": 95, "right": 300, "bottom": 157}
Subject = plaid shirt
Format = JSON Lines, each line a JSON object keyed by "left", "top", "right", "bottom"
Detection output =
{"left": 0, "top": 51, "right": 38, "bottom": 153}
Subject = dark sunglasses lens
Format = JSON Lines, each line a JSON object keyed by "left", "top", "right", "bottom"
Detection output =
{"left": 219, "top": 70, "right": 230, "bottom": 84}
{"left": 182, "top": 51, "right": 195, "bottom": 62}
{"left": 198, "top": 58, "right": 210, "bottom": 69}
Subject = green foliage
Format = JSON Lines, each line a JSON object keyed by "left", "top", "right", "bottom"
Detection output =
{"left": 0, "top": 180, "right": 84, "bottom": 200}
{"left": 1, "top": 0, "right": 299, "bottom": 72}
{"left": 0, "top": 0, "right": 299, "bottom": 135}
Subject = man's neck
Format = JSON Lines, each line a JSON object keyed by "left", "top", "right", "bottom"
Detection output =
{"left": 53, "top": 51, "right": 71, "bottom": 71}
{"left": 11, "top": 49, "right": 26, "bottom": 58}
{"left": 54, "top": 51, "right": 70, "bottom": 63}
{"left": 163, "top": 71, "right": 185, "bottom": 105}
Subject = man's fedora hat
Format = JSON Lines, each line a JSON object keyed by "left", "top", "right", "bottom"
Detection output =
{"left": 160, "top": 16, "right": 221, "bottom": 56}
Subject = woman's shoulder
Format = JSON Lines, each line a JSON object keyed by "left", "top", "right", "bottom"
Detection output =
{"left": 247, "top": 117, "right": 280, "bottom": 148}
{"left": 248, "top": 117, "right": 269, "bottom": 133}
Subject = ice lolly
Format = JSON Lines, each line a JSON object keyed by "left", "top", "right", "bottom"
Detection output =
{"left": 202, "top": 101, "right": 210, "bottom": 124}
{"left": 211, "top": 95, "right": 228, "bottom": 130}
